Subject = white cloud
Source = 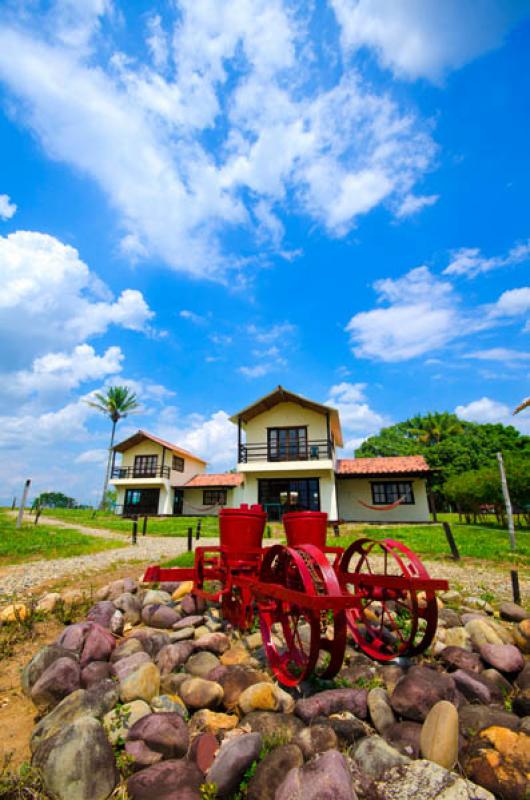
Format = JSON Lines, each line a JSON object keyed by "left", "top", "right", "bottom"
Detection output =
{"left": 239, "top": 364, "right": 274, "bottom": 379}
{"left": 0, "top": 193, "right": 16, "bottom": 220}
{"left": 0, "top": 398, "right": 92, "bottom": 449}
{"left": 180, "top": 309, "right": 207, "bottom": 325}
{"left": 326, "top": 382, "right": 389, "bottom": 451}
{"left": 444, "top": 240, "right": 530, "bottom": 279}
{"left": 346, "top": 266, "right": 459, "bottom": 361}
{"left": 0, "top": 2, "right": 436, "bottom": 277}
{"left": 455, "top": 396, "right": 530, "bottom": 434}
{"left": 331, "top": 0, "right": 529, "bottom": 82}
{"left": 157, "top": 409, "right": 235, "bottom": 469}
{"left": 0, "top": 230, "right": 154, "bottom": 368}
{"left": 395, "top": 193, "right": 439, "bottom": 218}
{"left": 75, "top": 448, "right": 108, "bottom": 464}
{"left": 490, "top": 287, "right": 530, "bottom": 318}
{"left": 247, "top": 322, "right": 296, "bottom": 345}
{"left": 465, "top": 348, "right": 530, "bottom": 363}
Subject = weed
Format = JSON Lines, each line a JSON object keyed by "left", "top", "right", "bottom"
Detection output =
{"left": 199, "top": 782, "right": 218, "bottom": 800}
{"left": 0, "top": 597, "right": 42, "bottom": 659}
{"left": 0, "top": 753, "right": 53, "bottom": 800}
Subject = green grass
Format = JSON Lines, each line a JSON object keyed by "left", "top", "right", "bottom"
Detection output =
{"left": 162, "top": 550, "right": 196, "bottom": 568}
{"left": 0, "top": 511, "right": 126, "bottom": 566}
{"left": 36, "top": 507, "right": 220, "bottom": 538}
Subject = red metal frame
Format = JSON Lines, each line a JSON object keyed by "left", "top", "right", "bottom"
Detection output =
{"left": 142, "top": 507, "right": 448, "bottom": 686}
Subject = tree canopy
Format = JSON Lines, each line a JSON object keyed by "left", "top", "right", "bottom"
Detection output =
{"left": 32, "top": 491, "right": 76, "bottom": 509}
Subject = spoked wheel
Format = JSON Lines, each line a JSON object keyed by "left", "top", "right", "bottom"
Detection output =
{"left": 195, "top": 549, "right": 223, "bottom": 602}
{"left": 338, "top": 538, "right": 439, "bottom": 661}
{"left": 257, "top": 545, "right": 346, "bottom": 686}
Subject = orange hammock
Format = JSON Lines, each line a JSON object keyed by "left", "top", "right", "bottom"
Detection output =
{"left": 358, "top": 496, "right": 406, "bottom": 512}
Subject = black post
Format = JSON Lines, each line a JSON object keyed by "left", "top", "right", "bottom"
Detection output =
{"left": 142, "top": 516, "right": 148, "bottom": 536}
{"left": 11, "top": 497, "right": 16, "bottom": 510}
{"left": 266, "top": 524, "right": 271, "bottom": 539}
{"left": 187, "top": 526, "right": 193, "bottom": 552}
{"left": 196, "top": 519, "right": 201, "bottom": 541}
{"left": 428, "top": 491, "right": 438, "bottom": 523}
{"left": 511, "top": 570, "right": 521, "bottom": 605}
{"left": 132, "top": 516, "right": 138, "bottom": 545}
{"left": 333, "top": 523, "right": 340, "bottom": 538}
{"left": 442, "top": 522, "right": 460, "bottom": 560}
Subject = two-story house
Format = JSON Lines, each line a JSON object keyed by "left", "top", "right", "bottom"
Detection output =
{"left": 110, "top": 387, "right": 431, "bottom": 521}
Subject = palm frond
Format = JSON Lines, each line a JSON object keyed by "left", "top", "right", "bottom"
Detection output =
{"left": 513, "top": 398, "right": 530, "bottom": 415}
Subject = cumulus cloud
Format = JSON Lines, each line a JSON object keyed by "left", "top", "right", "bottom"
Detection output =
{"left": 156, "top": 409, "right": 235, "bottom": 469}
{"left": 490, "top": 287, "right": 530, "bottom": 319}
{"left": 331, "top": 0, "right": 529, "bottom": 82}
{"left": 444, "top": 240, "right": 530, "bottom": 279}
{"left": 0, "top": 1, "right": 436, "bottom": 277}
{"left": 465, "top": 348, "right": 530, "bottom": 363}
{"left": 455, "top": 396, "right": 530, "bottom": 434}
{"left": 0, "top": 193, "right": 16, "bottom": 220}
{"left": 395, "top": 193, "right": 439, "bottom": 218}
{"left": 326, "top": 382, "right": 389, "bottom": 451}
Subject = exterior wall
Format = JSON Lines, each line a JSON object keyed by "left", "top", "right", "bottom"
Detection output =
{"left": 243, "top": 402, "right": 329, "bottom": 447}
{"left": 117, "top": 441, "right": 205, "bottom": 485}
{"left": 237, "top": 469, "right": 338, "bottom": 518}
{"left": 113, "top": 484, "right": 171, "bottom": 514}
{"left": 181, "top": 487, "right": 237, "bottom": 516}
{"left": 336, "top": 477, "right": 430, "bottom": 522}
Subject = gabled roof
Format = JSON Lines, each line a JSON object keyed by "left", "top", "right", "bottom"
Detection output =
{"left": 230, "top": 386, "right": 343, "bottom": 447}
{"left": 336, "top": 456, "right": 430, "bottom": 476}
{"left": 112, "top": 430, "right": 207, "bottom": 464}
{"left": 184, "top": 473, "right": 244, "bottom": 488}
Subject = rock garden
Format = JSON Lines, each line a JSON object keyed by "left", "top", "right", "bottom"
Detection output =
{"left": 12, "top": 578, "right": 530, "bottom": 800}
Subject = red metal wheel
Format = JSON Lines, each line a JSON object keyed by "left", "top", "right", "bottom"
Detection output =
{"left": 338, "top": 538, "right": 439, "bottom": 661}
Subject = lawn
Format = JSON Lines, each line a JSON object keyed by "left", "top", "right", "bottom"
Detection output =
{"left": 36, "top": 507, "right": 220, "bottom": 538}
{"left": 0, "top": 511, "right": 126, "bottom": 566}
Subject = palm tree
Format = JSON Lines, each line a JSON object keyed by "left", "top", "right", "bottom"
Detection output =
{"left": 407, "top": 412, "right": 464, "bottom": 446}
{"left": 86, "top": 386, "right": 140, "bottom": 509}
{"left": 514, "top": 398, "right": 530, "bottom": 415}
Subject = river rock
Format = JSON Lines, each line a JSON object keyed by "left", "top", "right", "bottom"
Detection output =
{"left": 368, "top": 687, "right": 395, "bottom": 733}
{"left": 513, "top": 620, "right": 530, "bottom": 654}
{"left": 440, "top": 646, "right": 483, "bottom": 673}
{"left": 170, "top": 626, "right": 195, "bottom": 642}
{"left": 295, "top": 688, "right": 367, "bottom": 723}
{"left": 500, "top": 602, "right": 530, "bottom": 623}
{"left": 275, "top": 749, "right": 355, "bottom": 800}
{"left": 81, "top": 661, "right": 112, "bottom": 688}
{"left": 113, "top": 592, "right": 142, "bottom": 624}
{"left": 33, "top": 716, "right": 118, "bottom": 800}
{"left": 143, "top": 590, "right": 172, "bottom": 606}
{"left": 355, "top": 735, "right": 410, "bottom": 779}
{"left": 188, "top": 732, "right": 219, "bottom": 773}
{"left": 516, "top": 663, "right": 530, "bottom": 691}
{"left": 160, "top": 673, "right": 191, "bottom": 695}
{"left": 127, "top": 712, "right": 189, "bottom": 758}
{"left": 384, "top": 720, "right": 423, "bottom": 758}
{"left": 142, "top": 604, "right": 180, "bottom": 629}
{"left": 57, "top": 621, "right": 116, "bottom": 667}
{"left": 238, "top": 681, "right": 294, "bottom": 714}
{"left": 119, "top": 662, "right": 160, "bottom": 703}
{"left": 239, "top": 710, "right": 305, "bottom": 740}
{"left": 36, "top": 592, "right": 62, "bottom": 614}
{"left": 452, "top": 669, "right": 502, "bottom": 705}
{"left": 87, "top": 601, "right": 116, "bottom": 629}
{"left": 30, "top": 657, "right": 81, "bottom": 710}
{"left": 444, "top": 626, "right": 473, "bottom": 650}
{"left": 157, "top": 641, "right": 195, "bottom": 675}
{"left": 459, "top": 704, "right": 520, "bottom": 737}
{"left": 103, "top": 699, "right": 151, "bottom": 744}
{"left": 479, "top": 644, "right": 525, "bottom": 674}
{"left": 210, "top": 665, "right": 270, "bottom": 709}
{"left": 419, "top": 700, "right": 459, "bottom": 769}
{"left": 172, "top": 582, "right": 194, "bottom": 601}
{"left": 128, "top": 628, "right": 171, "bottom": 657}
{"left": 194, "top": 632, "right": 230, "bottom": 655}
{"left": 220, "top": 643, "right": 252, "bottom": 666}
{"left": 376, "top": 759, "right": 495, "bottom": 799}
{"left": 206, "top": 732, "right": 263, "bottom": 797}
{"left": 173, "top": 615, "right": 204, "bottom": 630}
{"left": 513, "top": 690, "right": 530, "bottom": 717}
{"left": 150, "top": 694, "right": 187, "bottom": 717}
{"left": 390, "top": 666, "right": 457, "bottom": 721}
{"left": 111, "top": 637, "right": 144, "bottom": 662}
{"left": 247, "top": 744, "right": 304, "bottom": 800}
{"left": 125, "top": 739, "right": 163, "bottom": 770}
{"left": 293, "top": 724, "right": 338, "bottom": 759}
{"left": 185, "top": 650, "right": 220, "bottom": 677}
{"left": 180, "top": 677, "right": 224, "bottom": 709}
{"left": 111, "top": 651, "right": 152, "bottom": 681}
{"left": 181, "top": 592, "right": 207, "bottom": 615}
{"left": 466, "top": 619, "right": 505, "bottom": 648}
{"left": 21, "top": 645, "right": 77, "bottom": 695}
{"left": 189, "top": 709, "right": 239, "bottom": 736}
{"left": 326, "top": 714, "right": 371, "bottom": 746}
{"left": 463, "top": 726, "right": 530, "bottom": 800}
{"left": 127, "top": 758, "right": 203, "bottom": 800}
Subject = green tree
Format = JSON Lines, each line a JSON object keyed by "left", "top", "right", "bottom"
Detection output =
{"left": 407, "top": 412, "right": 464, "bottom": 445}
{"left": 86, "top": 386, "right": 140, "bottom": 509}
{"left": 32, "top": 491, "right": 76, "bottom": 509}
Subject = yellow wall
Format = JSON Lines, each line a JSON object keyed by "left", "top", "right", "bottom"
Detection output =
{"left": 336, "top": 477, "right": 430, "bottom": 522}
{"left": 243, "top": 402, "right": 329, "bottom": 445}
{"left": 117, "top": 440, "right": 205, "bottom": 485}
{"left": 181, "top": 486, "right": 237, "bottom": 516}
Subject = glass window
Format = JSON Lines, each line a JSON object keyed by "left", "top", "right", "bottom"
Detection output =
{"left": 172, "top": 455, "right": 184, "bottom": 472}
{"left": 133, "top": 455, "right": 158, "bottom": 476}
{"left": 371, "top": 482, "right": 414, "bottom": 505}
{"left": 203, "top": 490, "right": 227, "bottom": 505}
{"left": 268, "top": 427, "right": 308, "bottom": 460}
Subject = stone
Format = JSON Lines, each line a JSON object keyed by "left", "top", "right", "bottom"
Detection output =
{"left": 128, "top": 628, "right": 171, "bottom": 657}
{"left": 179, "top": 677, "right": 223, "bottom": 709}
{"left": 452, "top": 669, "right": 502, "bottom": 705}
{"left": 189, "top": 709, "right": 239, "bottom": 736}
{"left": 194, "top": 632, "right": 230, "bottom": 655}
{"left": 513, "top": 690, "right": 530, "bottom": 717}
{"left": 185, "top": 650, "right": 220, "bottom": 678}
{"left": 500, "top": 602, "right": 530, "bottom": 623}
{"left": 368, "top": 687, "right": 395, "bottom": 733}
{"left": 173, "top": 615, "right": 204, "bottom": 629}
{"left": 87, "top": 601, "right": 116, "bottom": 629}
{"left": 295, "top": 688, "right": 367, "bottom": 723}
{"left": 420, "top": 700, "right": 459, "bottom": 769}
{"left": 516, "top": 663, "right": 530, "bottom": 691}
{"left": 210, "top": 666, "right": 269, "bottom": 710}
{"left": 380, "top": 664, "right": 405, "bottom": 693}
{"left": 390, "top": 666, "right": 457, "bottom": 722}
{"left": 30, "top": 657, "right": 81, "bottom": 710}
{"left": 459, "top": 704, "right": 520, "bottom": 737}
{"left": 189, "top": 733, "right": 219, "bottom": 773}
{"left": 247, "top": 744, "right": 304, "bottom": 800}
{"left": 463, "top": 726, "right": 530, "bottom": 800}
{"left": 160, "top": 673, "right": 191, "bottom": 695}
{"left": 479, "top": 643, "right": 525, "bottom": 674}
{"left": 110, "top": 609, "right": 124, "bottom": 635}
{"left": 127, "top": 712, "right": 189, "bottom": 758}
{"left": 482, "top": 668, "right": 513, "bottom": 695}
{"left": 125, "top": 739, "right": 163, "bottom": 770}
{"left": 21, "top": 645, "right": 77, "bottom": 695}
{"left": 103, "top": 699, "right": 151, "bottom": 744}
{"left": 81, "top": 661, "right": 112, "bottom": 688}
{"left": 239, "top": 710, "right": 305, "bottom": 740}
{"left": 376, "top": 759, "right": 495, "bottom": 800}
{"left": 520, "top": 718, "right": 530, "bottom": 735}
{"left": 107, "top": 579, "right": 125, "bottom": 600}
{"left": 113, "top": 592, "right": 142, "bottom": 624}
{"left": 245, "top": 631, "right": 263, "bottom": 650}
{"left": 57, "top": 621, "right": 116, "bottom": 667}
{"left": 95, "top": 584, "right": 111, "bottom": 601}
{"left": 172, "top": 582, "right": 194, "bottom": 601}
{"left": 157, "top": 641, "right": 196, "bottom": 675}
{"left": 31, "top": 680, "right": 119, "bottom": 750}
{"left": 32, "top": 716, "right": 118, "bottom": 800}
{"left": 193, "top": 625, "right": 210, "bottom": 639}
{"left": 237, "top": 681, "right": 294, "bottom": 714}
{"left": 354, "top": 735, "right": 410, "bottom": 779}
{"left": 275, "top": 749, "right": 355, "bottom": 800}
{"left": 181, "top": 592, "right": 206, "bottom": 614}
{"left": 384, "top": 721, "right": 423, "bottom": 759}
{"left": 150, "top": 694, "right": 188, "bottom": 717}
{"left": 441, "top": 589, "right": 462, "bottom": 604}
{"left": 440, "top": 646, "right": 483, "bottom": 673}
{"left": 292, "top": 724, "right": 338, "bottom": 759}
{"left": 463, "top": 597, "right": 494, "bottom": 614}
{"left": 326, "top": 714, "right": 371, "bottom": 746}
{"left": 62, "top": 589, "right": 86, "bottom": 608}
{"left": 514, "top": 619, "right": 530, "bottom": 654}
{"left": 36, "top": 593, "right": 62, "bottom": 614}
{"left": 142, "top": 604, "right": 180, "bottom": 629}
{"left": 220, "top": 643, "right": 252, "bottom": 666}
{"left": 143, "top": 589, "right": 172, "bottom": 606}
{"left": 119, "top": 662, "right": 160, "bottom": 703}
{"left": 127, "top": 759, "right": 203, "bottom": 800}
{"left": 111, "top": 638, "right": 144, "bottom": 663}
{"left": 0, "top": 603, "right": 28, "bottom": 622}
{"left": 111, "top": 651, "right": 152, "bottom": 681}
{"left": 206, "top": 732, "right": 263, "bottom": 797}
{"left": 170, "top": 627, "right": 195, "bottom": 642}
{"left": 466, "top": 619, "right": 505, "bottom": 649}
{"left": 444, "top": 627, "right": 473, "bottom": 650}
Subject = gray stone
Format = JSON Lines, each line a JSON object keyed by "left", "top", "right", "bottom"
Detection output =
{"left": 160, "top": 672, "right": 191, "bottom": 695}
{"left": 354, "top": 735, "right": 410, "bottom": 779}
{"left": 459, "top": 704, "right": 520, "bottom": 737}
{"left": 87, "top": 601, "right": 116, "bottom": 629}
{"left": 30, "top": 657, "right": 81, "bottom": 710}
{"left": 113, "top": 592, "right": 142, "bottom": 625}
{"left": 110, "top": 609, "right": 124, "bottom": 636}
{"left": 119, "top": 662, "right": 160, "bottom": 703}
{"left": 127, "top": 759, "right": 203, "bottom": 800}
{"left": 21, "top": 645, "right": 77, "bottom": 696}
{"left": 127, "top": 712, "right": 189, "bottom": 758}
{"left": 181, "top": 593, "right": 207, "bottom": 615}
{"left": 481, "top": 668, "right": 513, "bottom": 695}
{"left": 207, "top": 732, "right": 263, "bottom": 797}
{"left": 292, "top": 724, "right": 338, "bottom": 759}
{"left": 173, "top": 615, "right": 204, "bottom": 629}
{"left": 143, "top": 589, "right": 172, "bottom": 606}
{"left": 110, "top": 637, "right": 144, "bottom": 663}
{"left": 32, "top": 716, "right": 118, "bottom": 800}
{"left": 80, "top": 661, "right": 112, "bottom": 689}
{"left": 125, "top": 739, "right": 163, "bottom": 770}
{"left": 439, "top": 646, "right": 483, "bottom": 673}
{"left": 275, "top": 749, "right": 355, "bottom": 800}
{"left": 111, "top": 651, "right": 152, "bottom": 681}
{"left": 438, "top": 608, "right": 462, "bottom": 628}
{"left": 179, "top": 677, "right": 223, "bottom": 709}
{"left": 239, "top": 710, "right": 305, "bottom": 740}
{"left": 128, "top": 628, "right": 171, "bottom": 657}
{"left": 376, "top": 759, "right": 495, "bottom": 799}
{"left": 156, "top": 641, "right": 195, "bottom": 675}
{"left": 295, "top": 688, "right": 367, "bottom": 723}
{"left": 452, "top": 669, "right": 503, "bottom": 705}
{"left": 368, "top": 687, "right": 395, "bottom": 733}
{"left": 185, "top": 650, "right": 220, "bottom": 678}
{"left": 390, "top": 666, "right": 457, "bottom": 722}
{"left": 499, "top": 602, "right": 530, "bottom": 623}
{"left": 194, "top": 632, "right": 230, "bottom": 655}
{"left": 103, "top": 699, "right": 151, "bottom": 744}
{"left": 515, "top": 662, "right": 530, "bottom": 691}
{"left": 142, "top": 604, "right": 180, "bottom": 629}
{"left": 479, "top": 643, "right": 525, "bottom": 674}
{"left": 169, "top": 626, "right": 195, "bottom": 642}
{"left": 150, "top": 694, "right": 187, "bottom": 717}
{"left": 384, "top": 721, "right": 423, "bottom": 759}
{"left": 247, "top": 744, "right": 304, "bottom": 800}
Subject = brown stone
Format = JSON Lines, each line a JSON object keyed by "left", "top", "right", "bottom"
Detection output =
{"left": 463, "top": 726, "right": 530, "bottom": 800}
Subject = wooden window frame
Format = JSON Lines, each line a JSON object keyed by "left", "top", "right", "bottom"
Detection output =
{"left": 267, "top": 426, "right": 308, "bottom": 461}
{"left": 370, "top": 481, "right": 415, "bottom": 505}
{"left": 172, "top": 455, "right": 185, "bottom": 472}
{"left": 133, "top": 454, "right": 158, "bottom": 476}
{"left": 203, "top": 489, "right": 227, "bottom": 506}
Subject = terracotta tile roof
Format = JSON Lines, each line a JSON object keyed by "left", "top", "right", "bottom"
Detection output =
{"left": 113, "top": 430, "right": 207, "bottom": 464}
{"left": 184, "top": 473, "right": 244, "bottom": 488}
{"left": 336, "top": 456, "right": 430, "bottom": 476}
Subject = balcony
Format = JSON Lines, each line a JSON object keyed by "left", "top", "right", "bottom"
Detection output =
{"left": 111, "top": 466, "right": 170, "bottom": 480}
{"left": 239, "top": 439, "right": 333, "bottom": 464}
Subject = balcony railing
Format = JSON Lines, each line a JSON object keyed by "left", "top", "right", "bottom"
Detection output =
{"left": 238, "top": 439, "right": 333, "bottom": 463}
{"left": 111, "top": 466, "right": 170, "bottom": 480}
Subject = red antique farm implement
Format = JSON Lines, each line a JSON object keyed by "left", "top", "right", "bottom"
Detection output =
{"left": 143, "top": 505, "right": 448, "bottom": 687}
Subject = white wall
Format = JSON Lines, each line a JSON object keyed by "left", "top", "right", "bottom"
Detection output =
{"left": 181, "top": 486, "right": 237, "bottom": 516}
{"left": 237, "top": 469, "right": 337, "bottom": 518}
{"left": 337, "top": 477, "right": 430, "bottom": 522}
{"left": 243, "top": 402, "right": 329, "bottom": 445}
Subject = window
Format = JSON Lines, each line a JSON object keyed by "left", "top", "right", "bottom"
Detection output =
{"left": 172, "top": 455, "right": 184, "bottom": 472}
{"left": 203, "top": 489, "right": 227, "bottom": 506}
{"left": 258, "top": 478, "right": 320, "bottom": 520}
{"left": 268, "top": 427, "right": 308, "bottom": 460}
{"left": 371, "top": 482, "right": 415, "bottom": 505}
{"left": 133, "top": 455, "right": 158, "bottom": 476}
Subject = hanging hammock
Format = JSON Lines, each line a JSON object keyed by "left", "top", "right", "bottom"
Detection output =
{"left": 357, "top": 496, "right": 406, "bottom": 512}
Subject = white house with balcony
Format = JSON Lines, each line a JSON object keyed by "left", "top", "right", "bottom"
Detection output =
{"left": 110, "top": 387, "right": 431, "bottom": 522}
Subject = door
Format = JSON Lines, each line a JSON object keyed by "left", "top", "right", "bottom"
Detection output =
{"left": 133, "top": 454, "right": 158, "bottom": 477}
{"left": 173, "top": 489, "right": 183, "bottom": 515}
{"left": 124, "top": 488, "right": 160, "bottom": 515}
{"left": 258, "top": 478, "right": 320, "bottom": 519}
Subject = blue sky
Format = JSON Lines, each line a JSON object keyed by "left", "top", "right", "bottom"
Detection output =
{"left": 0, "top": 0, "right": 529, "bottom": 505}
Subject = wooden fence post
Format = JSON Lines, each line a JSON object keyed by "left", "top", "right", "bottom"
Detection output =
{"left": 187, "top": 527, "right": 193, "bottom": 552}
{"left": 196, "top": 520, "right": 201, "bottom": 541}
{"left": 132, "top": 516, "right": 138, "bottom": 545}
{"left": 142, "top": 516, "right": 148, "bottom": 536}
{"left": 16, "top": 479, "right": 31, "bottom": 529}
{"left": 442, "top": 522, "right": 460, "bottom": 560}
